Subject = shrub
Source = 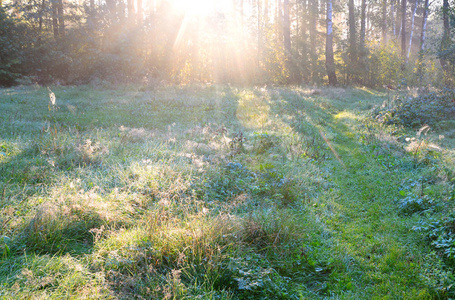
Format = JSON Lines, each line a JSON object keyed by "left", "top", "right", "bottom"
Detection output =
{"left": 374, "top": 89, "right": 455, "bottom": 129}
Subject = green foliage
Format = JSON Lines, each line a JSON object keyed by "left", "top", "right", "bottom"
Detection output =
{"left": 367, "top": 44, "right": 404, "bottom": 87}
{"left": 414, "top": 213, "right": 455, "bottom": 262}
{"left": 374, "top": 89, "right": 455, "bottom": 129}
{"left": 0, "top": 9, "right": 28, "bottom": 86}
{"left": 226, "top": 254, "right": 296, "bottom": 299}
{"left": 398, "top": 194, "right": 434, "bottom": 215}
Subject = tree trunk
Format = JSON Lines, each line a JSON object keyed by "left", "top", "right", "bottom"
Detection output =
{"left": 348, "top": 0, "right": 356, "bottom": 82}
{"left": 401, "top": 0, "right": 406, "bottom": 60}
{"left": 391, "top": 0, "right": 396, "bottom": 36}
{"left": 360, "top": 0, "right": 366, "bottom": 53}
{"left": 52, "top": 0, "right": 59, "bottom": 39}
{"left": 359, "top": 0, "right": 367, "bottom": 82}
{"left": 38, "top": 0, "right": 45, "bottom": 45}
{"left": 326, "top": 0, "right": 337, "bottom": 85}
{"left": 309, "top": 0, "right": 318, "bottom": 83}
{"left": 57, "top": 0, "right": 65, "bottom": 37}
{"left": 419, "top": 0, "right": 429, "bottom": 53}
{"left": 283, "top": 0, "right": 291, "bottom": 57}
{"left": 440, "top": 0, "right": 450, "bottom": 74}
{"left": 258, "top": 0, "right": 262, "bottom": 68}
{"left": 407, "top": 0, "right": 418, "bottom": 62}
{"left": 417, "top": 0, "right": 429, "bottom": 80}
{"left": 382, "top": 0, "right": 387, "bottom": 44}
{"left": 302, "top": 0, "right": 310, "bottom": 81}
{"left": 360, "top": 0, "right": 366, "bottom": 51}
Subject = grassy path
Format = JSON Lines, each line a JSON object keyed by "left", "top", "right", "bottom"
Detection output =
{"left": 318, "top": 111, "right": 434, "bottom": 298}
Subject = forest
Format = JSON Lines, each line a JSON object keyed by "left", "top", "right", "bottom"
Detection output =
{"left": 0, "top": 0, "right": 453, "bottom": 87}
{"left": 1, "top": 0, "right": 455, "bottom": 299}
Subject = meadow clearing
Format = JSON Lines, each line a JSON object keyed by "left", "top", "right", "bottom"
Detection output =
{"left": 1, "top": 84, "right": 455, "bottom": 299}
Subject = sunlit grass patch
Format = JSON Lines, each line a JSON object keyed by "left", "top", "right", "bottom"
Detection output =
{"left": 14, "top": 187, "right": 131, "bottom": 255}
{"left": 236, "top": 90, "right": 270, "bottom": 129}
{"left": 88, "top": 205, "right": 330, "bottom": 298}
{"left": 0, "top": 254, "right": 111, "bottom": 299}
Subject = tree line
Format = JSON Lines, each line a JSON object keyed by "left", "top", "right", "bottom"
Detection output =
{"left": 0, "top": 0, "right": 453, "bottom": 87}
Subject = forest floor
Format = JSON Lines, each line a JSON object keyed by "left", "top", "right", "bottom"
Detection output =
{"left": 1, "top": 84, "right": 454, "bottom": 299}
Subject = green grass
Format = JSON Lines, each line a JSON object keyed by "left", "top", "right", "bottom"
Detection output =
{"left": 0, "top": 84, "right": 454, "bottom": 299}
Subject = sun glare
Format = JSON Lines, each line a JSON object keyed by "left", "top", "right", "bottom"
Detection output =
{"left": 170, "top": 0, "right": 230, "bottom": 16}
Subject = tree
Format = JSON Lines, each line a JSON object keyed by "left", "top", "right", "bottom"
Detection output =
{"left": 326, "top": 0, "right": 337, "bottom": 85}
{"left": 382, "top": 0, "right": 387, "bottom": 44}
{"left": 52, "top": 0, "right": 59, "bottom": 38}
{"left": 391, "top": 0, "right": 396, "bottom": 36}
{"left": 407, "top": 0, "right": 419, "bottom": 62}
{"left": 401, "top": 0, "right": 406, "bottom": 60}
{"left": 417, "top": 0, "right": 429, "bottom": 80}
{"left": 440, "top": 0, "right": 451, "bottom": 75}
{"left": 309, "top": 0, "right": 318, "bottom": 82}
{"left": 348, "top": 0, "right": 356, "bottom": 82}
{"left": 419, "top": 0, "right": 429, "bottom": 55}
{"left": 283, "top": 0, "right": 291, "bottom": 60}
{"left": 57, "top": 0, "right": 65, "bottom": 36}
{"left": 359, "top": 0, "right": 367, "bottom": 81}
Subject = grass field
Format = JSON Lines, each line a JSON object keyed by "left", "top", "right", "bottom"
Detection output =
{"left": 1, "top": 84, "right": 455, "bottom": 299}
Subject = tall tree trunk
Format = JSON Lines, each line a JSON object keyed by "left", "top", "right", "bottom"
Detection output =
{"left": 52, "top": 0, "right": 59, "bottom": 39}
{"left": 283, "top": 0, "right": 291, "bottom": 57}
{"left": 391, "top": 0, "right": 396, "bottom": 36}
{"left": 440, "top": 0, "right": 451, "bottom": 74}
{"left": 417, "top": 0, "right": 429, "bottom": 80}
{"left": 359, "top": 0, "right": 367, "bottom": 82}
{"left": 407, "top": 0, "right": 418, "bottom": 62}
{"left": 367, "top": 0, "right": 372, "bottom": 38}
{"left": 258, "top": 0, "right": 262, "bottom": 68}
{"left": 348, "top": 0, "right": 356, "bottom": 82}
{"left": 360, "top": 0, "right": 366, "bottom": 51}
{"left": 57, "top": 0, "right": 64, "bottom": 36}
{"left": 419, "top": 0, "right": 429, "bottom": 54}
{"left": 326, "top": 0, "right": 337, "bottom": 85}
{"left": 360, "top": 0, "right": 366, "bottom": 54}
{"left": 303, "top": 0, "right": 310, "bottom": 81}
{"left": 296, "top": 0, "right": 299, "bottom": 48}
{"left": 401, "top": 0, "right": 406, "bottom": 60}
{"left": 382, "top": 0, "right": 387, "bottom": 44}
{"left": 309, "top": 0, "right": 318, "bottom": 83}
{"left": 38, "top": 0, "right": 45, "bottom": 45}
{"left": 283, "top": 0, "right": 291, "bottom": 81}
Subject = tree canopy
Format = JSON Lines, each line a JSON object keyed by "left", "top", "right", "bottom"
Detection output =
{"left": 0, "top": 0, "right": 454, "bottom": 87}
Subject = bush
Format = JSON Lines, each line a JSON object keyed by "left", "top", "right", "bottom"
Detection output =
{"left": 374, "top": 89, "right": 455, "bottom": 129}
